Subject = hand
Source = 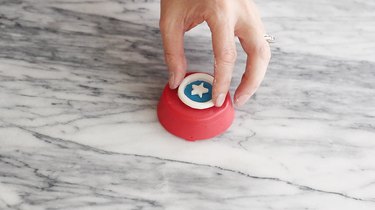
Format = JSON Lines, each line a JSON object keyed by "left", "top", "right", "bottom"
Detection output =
{"left": 160, "top": 0, "right": 271, "bottom": 107}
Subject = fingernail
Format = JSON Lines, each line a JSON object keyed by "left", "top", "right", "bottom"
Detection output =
{"left": 235, "top": 94, "right": 251, "bottom": 107}
{"left": 215, "top": 93, "right": 226, "bottom": 107}
{"left": 169, "top": 72, "right": 176, "bottom": 89}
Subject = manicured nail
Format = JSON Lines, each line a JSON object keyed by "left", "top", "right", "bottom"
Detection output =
{"left": 215, "top": 93, "right": 226, "bottom": 107}
{"left": 235, "top": 94, "right": 251, "bottom": 107}
{"left": 169, "top": 72, "right": 176, "bottom": 89}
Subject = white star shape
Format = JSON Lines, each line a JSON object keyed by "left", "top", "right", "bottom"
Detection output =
{"left": 191, "top": 82, "right": 209, "bottom": 98}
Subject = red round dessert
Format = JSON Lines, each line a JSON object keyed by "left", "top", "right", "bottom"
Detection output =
{"left": 157, "top": 72, "right": 234, "bottom": 141}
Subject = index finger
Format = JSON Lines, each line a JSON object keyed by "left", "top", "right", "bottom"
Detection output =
{"left": 207, "top": 16, "right": 237, "bottom": 107}
{"left": 159, "top": 8, "right": 187, "bottom": 89}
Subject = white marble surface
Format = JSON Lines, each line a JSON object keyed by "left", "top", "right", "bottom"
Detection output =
{"left": 1, "top": 0, "right": 375, "bottom": 209}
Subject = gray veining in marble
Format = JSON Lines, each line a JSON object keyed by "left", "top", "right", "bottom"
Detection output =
{"left": 1, "top": 0, "right": 375, "bottom": 209}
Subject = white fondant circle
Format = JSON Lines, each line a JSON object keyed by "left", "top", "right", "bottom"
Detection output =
{"left": 178, "top": 73, "right": 214, "bottom": 109}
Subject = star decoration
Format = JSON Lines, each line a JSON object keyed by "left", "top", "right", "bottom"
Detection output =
{"left": 191, "top": 82, "right": 209, "bottom": 98}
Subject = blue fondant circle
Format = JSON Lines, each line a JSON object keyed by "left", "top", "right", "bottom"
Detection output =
{"left": 184, "top": 80, "right": 212, "bottom": 103}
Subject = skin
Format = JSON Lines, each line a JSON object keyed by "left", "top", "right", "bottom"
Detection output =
{"left": 160, "top": 0, "right": 271, "bottom": 107}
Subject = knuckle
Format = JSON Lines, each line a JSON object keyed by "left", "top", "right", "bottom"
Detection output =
{"left": 254, "top": 42, "right": 271, "bottom": 61}
{"left": 242, "top": 74, "right": 260, "bottom": 92}
{"left": 164, "top": 51, "right": 177, "bottom": 64}
{"left": 164, "top": 52, "right": 185, "bottom": 69}
{"left": 246, "top": 84, "right": 259, "bottom": 95}
{"left": 249, "top": 83, "right": 260, "bottom": 93}
{"left": 217, "top": 48, "right": 237, "bottom": 65}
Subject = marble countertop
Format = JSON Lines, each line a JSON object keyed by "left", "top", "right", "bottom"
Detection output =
{"left": 1, "top": 0, "right": 375, "bottom": 209}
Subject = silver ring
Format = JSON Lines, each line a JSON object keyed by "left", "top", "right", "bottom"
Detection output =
{"left": 264, "top": 34, "right": 275, "bottom": 43}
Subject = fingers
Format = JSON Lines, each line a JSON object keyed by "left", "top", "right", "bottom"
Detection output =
{"left": 207, "top": 16, "right": 237, "bottom": 107}
{"left": 233, "top": 0, "right": 271, "bottom": 107}
{"left": 159, "top": 8, "right": 187, "bottom": 89}
{"left": 159, "top": 0, "right": 271, "bottom": 109}
{"left": 235, "top": 31, "right": 271, "bottom": 107}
